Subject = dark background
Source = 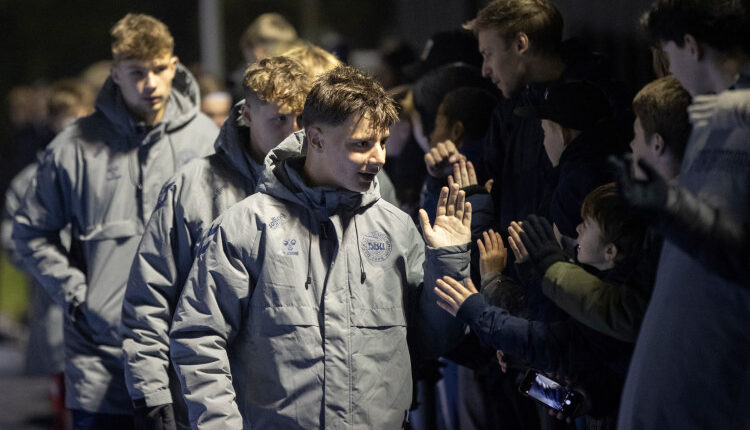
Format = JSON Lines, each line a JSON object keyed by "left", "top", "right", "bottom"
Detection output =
{"left": 0, "top": 0, "right": 657, "bottom": 152}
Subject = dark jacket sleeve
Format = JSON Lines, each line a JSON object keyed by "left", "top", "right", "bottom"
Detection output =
{"left": 456, "top": 293, "right": 567, "bottom": 373}
{"left": 658, "top": 185, "right": 750, "bottom": 286}
{"left": 542, "top": 262, "right": 650, "bottom": 342}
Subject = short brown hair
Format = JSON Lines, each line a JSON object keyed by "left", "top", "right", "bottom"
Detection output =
{"left": 581, "top": 183, "right": 648, "bottom": 264}
{"left": 240, "top": 13, "right": 298, "bottom": 52}
{"left": 463, "top": 0, "right": 563, "bottom": 55}
{"left": 282, "top": 43, "right": 341, "bottom": 78}
{"left": 243, "top": 56, "right": 311, "bottom": 113}
{"left": 632, "top": 76, "right": 692, "bottom": 161}
{"left": 47, "top": 78, "right": 95, "bottom": 119}
{"left": 111, "top": 13, "right": 174, "bottom": 63}
{"left": 300, "top": 65, "right": 398, "bottom": 131}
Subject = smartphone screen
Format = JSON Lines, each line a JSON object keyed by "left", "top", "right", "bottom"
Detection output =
{"left": 519, "top": 370, "right": 579, "bottom": 414}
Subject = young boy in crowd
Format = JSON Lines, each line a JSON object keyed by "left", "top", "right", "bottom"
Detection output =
{"left": 12, "top": 14, "right": 218, "bottom": 429}
{"left": 169, "top": 65, "right": 472, "bottom": 429}
{"left": 614, "top": 1, "right": 750, "bottom": 427}
{"left": 436, "top": 184, "right": 648, "bottom": 426}
{"left": 510, "top": 76, "right": 691, "bottom": 343}
{"left": 421, "top": 86, "right": 498, "bottom": 222}
{"left": 514, "top": 80, "right": 627, "bottom": 238}
{"left": 120, "top": 56, "right": 311, "bottom": 430}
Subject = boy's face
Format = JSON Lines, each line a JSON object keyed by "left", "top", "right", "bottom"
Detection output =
{"left": 310, "top": 115, "right": 388, "bottom": 192}
{"left": 629, "top": 116, "right": 657, "bottom": 180}
{"left": 575, "top": 216, "right": 613, "bottom": 270}
{"left": 202, "top": 95, "right": 232, "bottom": 128}
{"left": 242, "top": 98, "right": 298, "bottom": 159}
{"left": 478, "top": 29, "right": 526, "bottom": 98}
{"left": 660, "top": 40, "right": 709, "bottom": 96}
{"left": 111, "top": 54, "right": 178, "bottom": 125}
{"left": 541, "top": 119, "right": 565, "bottom": 167}
{"left": 429, "top": 103, "right": 454, "bottom": 147}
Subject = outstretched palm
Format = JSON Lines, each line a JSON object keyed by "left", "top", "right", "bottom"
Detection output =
{"left": 419, "top": 184, "right": 472, "bottom": 248}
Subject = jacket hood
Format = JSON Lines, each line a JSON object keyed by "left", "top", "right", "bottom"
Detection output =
{"left": 258, "top": 130, "right": 381, "bottom": 217}
{"left": 94, "top": 63, "right": 201, "bottom": 139}
{"left": 213, "top": 101, "right": 263, "bottom": 183}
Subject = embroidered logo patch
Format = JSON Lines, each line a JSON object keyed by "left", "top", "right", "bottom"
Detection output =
{"left": 282, "top": 238, "right": 299, "bottom": 256}
{"left": 360, "top": 231, "right": 392, "bottom": 263}
{"left": 106, "top": 165, "right": 121, "bottom": 180}
{"left": 269, "top": 213, "right": 288, "bottom": 230}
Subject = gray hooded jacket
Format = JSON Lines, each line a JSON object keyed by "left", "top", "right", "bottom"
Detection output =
{"left": 121, "top": 103, "right": 262, "bottom": 424}
{"left": 169, "top": 131, "right": 469, "bottom": 429}
{"left": 12, "top": 63, "right": 218, "bottom": 414}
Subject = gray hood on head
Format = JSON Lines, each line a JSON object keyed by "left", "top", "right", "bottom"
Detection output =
{"left": 94, "top": 63, "right": 201, "bottom": 138}
{"left": 213, "top": 101, "right": 262, "bottom": 183}
{"left": 258, "top": 130, "right": 381, "bottom": 217}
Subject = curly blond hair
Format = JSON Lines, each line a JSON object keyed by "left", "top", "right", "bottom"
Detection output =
{"left": 243, "top": 56, "right": 311, "bottom": 113}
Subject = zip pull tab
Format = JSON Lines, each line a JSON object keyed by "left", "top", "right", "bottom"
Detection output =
{"left": 360, "top": 271, "right": 366, "bottom": 284}
{"left": 305, "top": 276, "right": 311, "bottom": 290}
{"left": 320, "top": 222, "right": 329, "bottom": 240}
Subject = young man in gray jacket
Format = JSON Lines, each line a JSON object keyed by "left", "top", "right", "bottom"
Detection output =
{"left": 169, "top": 65, "right": 472, "bottom": 429}
{"left": 12, "top": 14, "right": 218, "bottom": 429}
{"left": 121, "top": 56, "right": 311, "bottom": 430}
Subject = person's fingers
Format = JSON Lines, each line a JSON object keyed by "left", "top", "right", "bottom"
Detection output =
{"left": 459, "top": 158, "right": 470, "bottom": 186}
{"left": 466, "top": 161, "right": 477, "bottom": 185}
{"left": 488, "top": 229, "right": 499, "bottom": 249}
{"left": 436, "top": 187, "right": 448, "bottom": 218}
{"left": 447, "top": 175, "right": 456, "bottom": 188}
{"left": 434, "top": 282, "right": 459, "bottom": 304}
{"left": 484, "top": 178, "right": 494, "bottom": 193}
{"left": 454, "top": 190, "right": 466, "bottom": 221}
{"left": 436, "top": 299, "right": 456, "bottom": 315}
{"left": 436, "top": 142, "right": 450, "bottom": 160}
{"left": 444, "top": 140, "right": 459, "bottom": 162}
{"left": 424, "top": 152, "right": 436, "bottom": 169}
{"left": 464, "top": 278, "right": 478, "bottom": 294}
{"left": 430, "top": 147, "right": 445, "bottom": 166}
{"left": 437, "top": 277, "right": 463, "bottom": 301}
{"left": 508, "top": 235, "right": 522, "bottom": 259}
{"left": 463, "top": 202, "right": 472, "bottom": 228}
{"left": 482, "top": 230, "right": 493, "bottom": 251}
{"left": 418, "top": 209, "right": 432, "bottom": 236}
{"left": 477, "top": 238, "right": 486, "bottom": 256}
{"left": 446, "top": 184, "right": 458, "bottom": 217}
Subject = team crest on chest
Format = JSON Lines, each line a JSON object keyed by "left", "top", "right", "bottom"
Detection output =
{"left": 360, "top": 231, "right": 392, "bottom": 263}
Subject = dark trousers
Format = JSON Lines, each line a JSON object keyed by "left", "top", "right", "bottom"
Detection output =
{"left": 72, "top": 409, "right": 133, "bottom": 430}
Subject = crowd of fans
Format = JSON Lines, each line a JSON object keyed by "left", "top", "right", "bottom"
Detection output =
{"left": 2, "top": 1, "right": 749, "bottom": 429}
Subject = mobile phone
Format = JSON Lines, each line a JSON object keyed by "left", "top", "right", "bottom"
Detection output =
{"left": 518, "top": 369, "right": 582, "bottom": 415}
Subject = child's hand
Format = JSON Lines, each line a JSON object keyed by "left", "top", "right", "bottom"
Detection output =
{"left": 507, "top": 221, "right": 529, "bottom": 263}
{"left": 447, "top": 159, "right": 478, "bottom": 188}
{"left": 434, "top": 276, "right": 478, "bottom": 317}
{"left": 477, "top": 229, "right": 507, "bottom": 282}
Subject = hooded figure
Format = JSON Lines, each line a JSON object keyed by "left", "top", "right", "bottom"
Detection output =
{"left": 120, "top": 103, "right": 261, "bottom": 427}
{"left": 12, "top": 62, "right": 218, "bottom": 416}
{"left": 169, "top": 130, "right": 471, "bottom": 428}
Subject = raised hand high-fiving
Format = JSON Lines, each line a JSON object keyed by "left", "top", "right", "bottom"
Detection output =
{"left": 419, "top": 183, "right": 472, "bottom": 248}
